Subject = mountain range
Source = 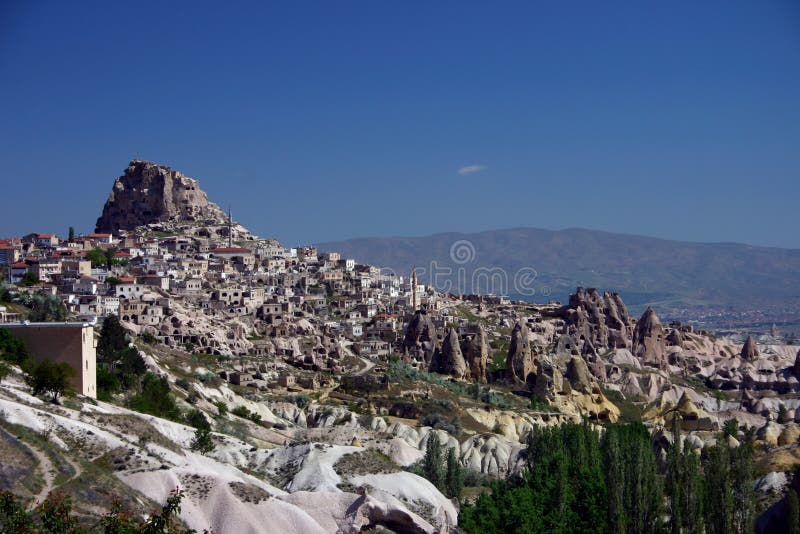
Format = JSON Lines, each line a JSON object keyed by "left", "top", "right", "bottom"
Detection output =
{"left": 317, "top": 227, "right": 800, "bottom": 324}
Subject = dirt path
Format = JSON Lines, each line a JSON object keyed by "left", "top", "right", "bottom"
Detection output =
{"left": 25, "top": 443, "right": 82, "bottom": 510}
{"left": 26, "top": 443, "right": 55, "bottom": 509}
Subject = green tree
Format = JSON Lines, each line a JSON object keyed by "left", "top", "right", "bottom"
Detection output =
{"left": 445, "top": 446, "right": 464, "bottom": 499}
{"left": 86, "top": 248, "right": 111, "bottom": 267}
{"left": 98, "top": 315, "right": 128, "bottom": 365}
{"left": 666, "top": 416, "right": 703, "bottom": 534}
{"left": 68, "top": 226, "right": 75, "bottom": 243}
{"left": 24, "top": 294, "right": 68, "bottom": 322}
{"left": 423, "top": 431, "right": 445, "bottom": 491}
{"left": 190, "top": 427, "right": 215, "bottom": 455}
{"left": 128, "top": 372, "right": 181, "bottom": 420}
{"left": 0, "top": 327, "right": 29, "bottom": 365}
{"left": 18, "top": 272, "right": 39, "bottom": 287}
{"left": 722, "top": 418, "right": 739, "bottom": 437}
{"left": 789, "top": 489, "right": 800, "bottom": 534}
{"left": 24, "top": 359, "right": 75, "bottom": 403}
{"left": 602, "top": 423, "right": 662, "bottom": 534}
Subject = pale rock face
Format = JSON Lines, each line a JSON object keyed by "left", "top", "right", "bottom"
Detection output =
{"left": 403, "top": 310, "right": 439, "bottom": 365}
{"left": 96, "top": 160, "right": 229, "bottom": 233}
{"left": 632, "top": 307, "right": 667, "bottom": 369}
{"left": 778, "top": 423, "right": 800, "bottom": 446}
{"left": 434, "top": 327, "right": 468, "bottom": 379}
{"left": 463, "top": 325, "right": 490, "bottom": 383}
{"left": 741, "top": 335, "right": 760, "bottom": 361}
{"left": 506, "top": 322, "right": 535, "bottom": 384}
{"left": 559, "top": 287, "right": 631, "bottom": 350}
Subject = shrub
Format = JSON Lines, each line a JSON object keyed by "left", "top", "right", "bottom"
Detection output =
{"left": 24, "top": 359, "right": 75, "bottom": 403}
{"left": 129, "top": 373, "right": 181, "bottom": 421}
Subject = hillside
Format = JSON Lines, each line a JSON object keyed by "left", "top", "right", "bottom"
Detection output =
{"left": 317, "top": 227, "right": 800, "bottom": 323}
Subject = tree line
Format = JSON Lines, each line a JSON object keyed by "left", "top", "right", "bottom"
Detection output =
{"left": 456, "top": 420, "right": 754, "bottom": 534}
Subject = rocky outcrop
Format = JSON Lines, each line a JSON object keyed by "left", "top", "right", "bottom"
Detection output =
{"left": 741, "top": 335, "right": 759, "bottom": 361}
{"left": 632, "top": 307, "right": 666, "bottom": 368}
{"left": 403, "top": 311, "right": 439, "bottom": 365}
{"left": 666, "top": 329, "right": 684, "bottom": 348}
{"left": 558, "top": 287, "right": 631, "bottom": 350}
{"left": 462, "top": 325, "right": 490, "bottom": 383}
{"left": 566, "top": 356, "right": 593, "bottom": 394}
{"left": 96, "top": 160, "right": 229, "bottom": 233}
{"left": 506, "top": 322, "right": 535, "bottom": 384}
{"left": 794, "top": 350, "right": 800, "bottom": 379}
{"left": 433, "top": 327, "right": 467, "bottom": 379}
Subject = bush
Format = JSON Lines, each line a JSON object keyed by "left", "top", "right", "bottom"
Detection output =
{"left": 420, "top": 413, "right": 462, "bottom": 436}
{"left": 190, "top": 427, "right": 215, "bottom": 455}
{"left": 289, "top": 394, "right": 310, "bottom": 409}
{"left": 214, "top": 401, "right": 228, "bottom": 416}
{"left": 24, "top": 359, "right": 75, "bottom": 403}
{"left": 185, "top": 409, "right": 211, "bottom": 430}
{"left": 128, "top": 373, "right": 181, "bottom": 421}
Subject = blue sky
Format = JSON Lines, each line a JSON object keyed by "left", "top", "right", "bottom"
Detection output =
{"left": 1, "top": 1, "right": 799, "bottom": 248}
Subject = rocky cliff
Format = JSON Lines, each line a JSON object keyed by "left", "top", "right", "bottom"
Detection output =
{"left": 95, "top": 160, "right": 229, "bottom": 233}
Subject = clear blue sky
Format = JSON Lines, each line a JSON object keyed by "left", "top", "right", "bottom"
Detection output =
{"left": 1, "top": 1, "right": 798, "bottom": 248}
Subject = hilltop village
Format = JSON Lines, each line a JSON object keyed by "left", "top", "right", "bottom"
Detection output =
{"left": 1, "top": 161, "right": 800, "bottom": 533}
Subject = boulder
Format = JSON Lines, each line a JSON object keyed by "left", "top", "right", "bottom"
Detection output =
{"left": 778, "top": 423, "right": 800, "bottom": 446}
{"left": 757, "top": 420, "right": 783, "bottom": 446}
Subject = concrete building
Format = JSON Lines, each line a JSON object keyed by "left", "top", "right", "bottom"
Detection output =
{"left": 4, "top": 322, "right": 97, "bottom": 398}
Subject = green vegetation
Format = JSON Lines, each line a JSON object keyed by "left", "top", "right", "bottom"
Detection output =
{"left": 0, "top": 327, "right": 29, "bottom": 365}
{"left": 459, "top": 421, "right": 756, "bottom": 534}
{"left": 96, "top": 315, "right": 147, "bottom": 400}
{"left": 85, "top": 247, "right": 127, "bottom": 268}
{"left": 417, "top": 432, "right": 464, "bottom": 499}
{"left": 231, "top": 405, "right": 262, "bottom": 424}
{"left": 186, "top": 409, "right": 215, "bottom": 455}
{"left": 16, "top": 294, "right": 68, "bottom": 322}
{"left": 128, "top": 373, "right": 181, "bottom": 421}
{"left": 0, "top": 487, "right": 208, "bottom": 533}
{"left": 18, "top": 272, "right": 39, "bottom": 287}
{"left": 24, "top": 359, "right": 75, "bottom": 403}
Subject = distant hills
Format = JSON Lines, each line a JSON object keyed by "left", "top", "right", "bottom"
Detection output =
{"left": 317, "top": 227, "right": 800, "bottom": 322}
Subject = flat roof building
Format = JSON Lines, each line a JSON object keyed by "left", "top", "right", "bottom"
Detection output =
{"left": 4, "top": 322, "right": 97, "bottom": 398}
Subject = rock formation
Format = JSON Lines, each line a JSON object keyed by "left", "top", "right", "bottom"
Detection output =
{"left": 566, "top": 356, "right": 593, "bottom": 394}
{"left": 462, "top": 325, "right": 490, "bottom": 383}
{"left": 558, "top": 287, "right": 631, "bottom": 350}
{"left": 740, "top": 335, "right": 759, "bottom": 361}
{"left": 434, "top": 327, "right": 468, "bottom": 379}
{"left": 666, "top": 329, "right": 684, "bottom": 348}
{"left": 403, "top": 310, "right": 439, "bottom": 365}
{"left": 794, "top": 350, "right": 800, "bottom": 379}
{"left": 632, "top": 307, "right": 666, "bottom": 368}
{"left": 506, "top": 322, "right": 535, "bottom": 384}
{"left": 96, "top": 160, "right": 228, "bottom": 233}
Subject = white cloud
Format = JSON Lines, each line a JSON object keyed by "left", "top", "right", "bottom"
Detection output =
{"left": 457, "top": 164, "right": 486, "bottom": 175}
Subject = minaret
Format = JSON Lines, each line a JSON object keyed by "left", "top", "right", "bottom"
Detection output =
{"left": 411, "top": 267, "right": 418, "bottom": 311}
{"left": 227, "top": 205, "right": 233, "bottom": 248}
